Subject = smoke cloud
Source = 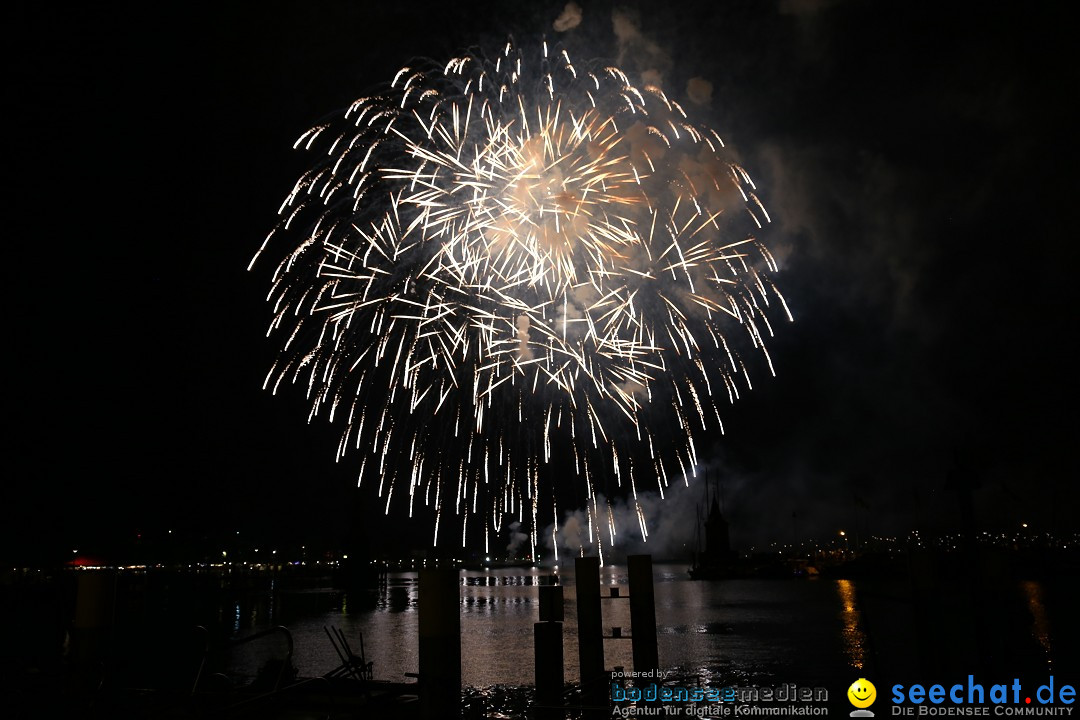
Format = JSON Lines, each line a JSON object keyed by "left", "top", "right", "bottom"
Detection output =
{"left": 542, "top": 472, "right": 709, "bottom": 562}
{"left": 686, "top": 77, "right": 713, "bottom": 106}
{"left": 553, "top": 2, "right": 583, "bottom": 32}
{"left": 515, "top": 314, "right": 534, "bottom": 361}
{"left": 611, "top": 7, "right": 672, "bottom": 86}
{"left": 506, "top": 521, "right": 530, "bottom": 555}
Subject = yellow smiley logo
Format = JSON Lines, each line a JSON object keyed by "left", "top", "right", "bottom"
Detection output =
{"left": 848, "top": 678, "right": 877, "bottom": 708}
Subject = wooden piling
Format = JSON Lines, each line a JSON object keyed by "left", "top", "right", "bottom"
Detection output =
{"left": 628, "top": 554, "right": 658, "bottom": 673}
{"left": 574, "top": 556, "right": 605, "bottom": 705}
{"left": 419, "top": 566, "right": 461, "bottom": 719}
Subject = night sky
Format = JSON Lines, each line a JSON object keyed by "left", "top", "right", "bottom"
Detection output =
{"left": 8, "top": 1, "right": 1078, "bottom": 566}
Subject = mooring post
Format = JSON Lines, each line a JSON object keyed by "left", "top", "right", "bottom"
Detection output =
{"left": 419, "top": 566, "right": 461, "bottom": 719}
{"left": 535, "top": 581, "right": 564, "bottom": 718}
{"left": 69, "top": 570, "right": 117, "bottom": 693}
{"left": 575, "top": 556, "right": 605, "bottom": 707}
{"left": 627, "top": 554, "right": 658, "bottom": 673}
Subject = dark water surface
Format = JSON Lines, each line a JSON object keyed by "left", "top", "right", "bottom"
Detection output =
{"left": 4, "top": 561, "right": 1077, "bottom": 700}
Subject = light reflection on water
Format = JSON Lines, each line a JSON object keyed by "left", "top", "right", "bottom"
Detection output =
{"left": 835, "top": 579, "right": 868, "bottom": 671}
{"left": 1021, "top": 580, "right": 1053, "bottom": 670}
{"left": 208, "top": 566, "right": 1074, "bottom": 689}
{"left": 283, "top": 567, "right": 873, "bottom": 687}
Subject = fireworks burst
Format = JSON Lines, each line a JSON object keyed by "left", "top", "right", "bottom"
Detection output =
{"left": 251, "top": 40, "right": 791, "bottom": 560}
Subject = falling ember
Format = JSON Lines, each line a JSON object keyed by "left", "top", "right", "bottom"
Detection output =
{"left": 252, "top": 41, "right": 792, "bottom": 555}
